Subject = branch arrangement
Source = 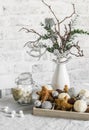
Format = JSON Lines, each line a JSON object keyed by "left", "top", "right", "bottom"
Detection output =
{"left": 20, "top": 0, "right": 89, "bottom": 59}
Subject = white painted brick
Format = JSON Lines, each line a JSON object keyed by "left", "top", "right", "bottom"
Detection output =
{"left": 75, "top": 4, "right": 88, "bottom": 15}
{"left": 66, "top": 57, "right": 89, "bottom": 86}
{"left": 0, "top": 74, "right": 17, "bottom": 89}
{"left": 76, "top": 35, "right": 89, "bottom": 48}
{"left": 14, "top": 62, "right": 32, "bottom": 73}
{"left": 23, "top": 51, "right": 39, "bottom": 62}
{"left": 0, "top": 1, "right": 46, "bottom": 15}
{"left": 0, "top": 0, "right": 89, "bottom": 89}
{"left": 0, "top": 6, "right": 3, "bottom": 15}
{"left": 0, "top": 62, "right": 14, "bottom": 74}
{"left": 32, "top": 72, "right": 53, "bottom": 85}
{"left": 0, "top": 40, "right": 27, "bottom": 50}
{"left": 69, "top": 69, "right": 89, "bottom": 82}
{"left": 0, "top": 32, "right": 3, "bottom": 40}
{"left": 0, "top": 1, "right": 68, "bottom": 15}
{"left": 76, "top": 16, "right": 89, "bottom": 27}
{"left": 67, "top": 57, "right": 89, "bottom": 70}
{"left": 2, "top": 26, "right": 34, "bottom": 40}
{"left": 0, "top": 50, "right": 23, "bottom": 62}
{"left": 0, "top": 15, "right": 21, "bottom": 27}
{"left": 32, "top": 62, "right": 54, "bottom": 73}
{"left": 83, "top": 48, "right": 89, "bottom": 58}
{"left": 63, "top": 0, "right": 89, "bottom": 4}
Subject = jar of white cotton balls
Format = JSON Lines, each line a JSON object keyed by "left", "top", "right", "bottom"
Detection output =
{"left": 12, "top": 72, "right": 34, "bottom": 105}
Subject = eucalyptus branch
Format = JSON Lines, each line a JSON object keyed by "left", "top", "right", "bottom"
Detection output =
{"left": 20, "top": 0, "right": 89, "bottom": 59}
{"left": 71, "top": 29, "right": 89, "bottom": 35}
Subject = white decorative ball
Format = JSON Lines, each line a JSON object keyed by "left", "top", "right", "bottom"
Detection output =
{"left": 10, "top": 113, "right": 15, "bottom": 118}
{"left": 74, "top": 100, "right": 87, "bottom": 112}
{"left": 19, "top": 110, "right": 24, "bottom": 118}
{"left": 52, "top": 91, "right": 59, "bottom": 97}
{"left": 79, "top": 89, "right": 89, "bottom": 98}
{"left": 3, "top": 106, "right": 9, "bottom": 113}
{"left": 12, "top": 110, "right": 16, "bottom": 115}
{"left": 58, "top": 93, "right": 70, "bottom": 100}
{"left": 19, "top": 110, "right": 23, "bottom": 115}
{"left": 68, "top": 87, "right": 78, "bottom": 97}
{"left": 34, "top": 100, "right": 41, "bottom": 107}
{"left": 42, "top": 101, "right": 52, "bottom": 109}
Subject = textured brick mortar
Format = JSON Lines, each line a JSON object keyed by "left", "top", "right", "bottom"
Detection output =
{"left": 0, "top": 0, "right": 89, "bottom": 88}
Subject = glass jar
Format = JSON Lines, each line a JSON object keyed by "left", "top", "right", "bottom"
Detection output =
{"left": 12, "top": 72, "right": 33, "bottom": 105}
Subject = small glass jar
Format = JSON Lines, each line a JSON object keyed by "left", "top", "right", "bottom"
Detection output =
{"left": 12, "top": 72, "right": 33, "bottom": 105}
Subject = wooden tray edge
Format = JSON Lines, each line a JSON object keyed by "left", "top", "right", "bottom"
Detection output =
{"left": 33, "top": 107, "right": 89, "bottom": 120}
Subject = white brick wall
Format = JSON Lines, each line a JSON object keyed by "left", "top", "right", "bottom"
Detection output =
{"left": 0, "top": 0, "right": 89, "bottom": 89}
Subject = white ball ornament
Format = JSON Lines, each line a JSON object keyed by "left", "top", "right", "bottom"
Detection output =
{"left": 58, "top": 93, "right": 70, "bottom": 100}
{"left": 34, "top": 100, "right": 41, "bottom": 107}
{"left": 19, "top": 110, "right": 24, "bottom": 118}
{"left": 42, "top": 101, "right": 52, "bottom": 109}
{"left": 19, "top": 110, "right": 23, "bottom": 115}
{"left": 68, "top": 87, "right": 78, "bottom": 97}
{"left": 12, "top": 110, "right": 16, "bottom": 115}
{"left": 52, "top": 91, "right": 59, "bottom": 97}
{"left": 3, "top": 106, "right": 9, "bottom": 113}
{"left": 10, "top": 113, "right": 15, "bottom": 118}
{"left": 79, "top": 89, "right": 89, "bottom": 98}
{"left": 74, "top": 100, "right": 87, "bottom": 112}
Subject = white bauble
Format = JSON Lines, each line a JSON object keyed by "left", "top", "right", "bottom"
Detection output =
{"left": 79, "top": 89, "right": 89, "bottom": 98}
{"left": 42, "top": 101, "right": 52, "bottom": 109}
{"left": 68, "top": 87, "right": 78, "bottom": 97}
{"left": 34, "top": 100, "right": 41, "bottom": 107}
{"left": 74, "top": 100, "right": 87, "bottom": 112}
{"left": 52, "top": 91, "right": 59, "bottom": 97}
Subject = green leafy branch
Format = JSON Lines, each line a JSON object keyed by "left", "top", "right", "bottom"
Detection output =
{"left": 71, "top": 29, "right": 89, "bottom": 35}
{"left": 20, "top": 0, "right": 89, "bottom": 58}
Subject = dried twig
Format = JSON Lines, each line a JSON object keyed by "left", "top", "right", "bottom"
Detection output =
{"left": 42, "top": 0, "right": 61, "bottom": 36}
{"left": 42, "top": 0, "right": 59, "bottom": 23}
{"left": 24, "top": 38, "right": 40, "bottom": 47}
{"left": 19, "top": 27, "right": 42, "bottom": 37}
{"left": 20, "top": 27, "right": 42, "bottom": 48}
{"left": 70, "top": 51, "right": 83, "bottom": 57}
{"left": 42, "top": 0, "right": 75, "bottom": 46}
{"left": 70, "top": 41, "right": 84, "bottom": 57}
{"left": 20, "top": 0, "right": 85, "bottom": 58}
{"left": 59, "top": 4, "right": 75, "bottom": 24}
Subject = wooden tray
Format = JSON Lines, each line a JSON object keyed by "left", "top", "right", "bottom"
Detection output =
{"left": 33, "top": 107, "right": 89, "bottom": 120}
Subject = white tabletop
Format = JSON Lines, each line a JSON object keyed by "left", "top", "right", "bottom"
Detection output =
{"left": 0, "top": 96, "right": 89, "bottom": 130}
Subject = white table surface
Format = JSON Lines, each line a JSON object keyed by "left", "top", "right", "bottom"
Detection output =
{"left": 0, "top": 96, "right": 89, "bottom": 130}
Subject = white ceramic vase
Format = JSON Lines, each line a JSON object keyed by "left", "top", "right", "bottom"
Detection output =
{"left": 52, "top": 58, "right": 70, "bottom": 90}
